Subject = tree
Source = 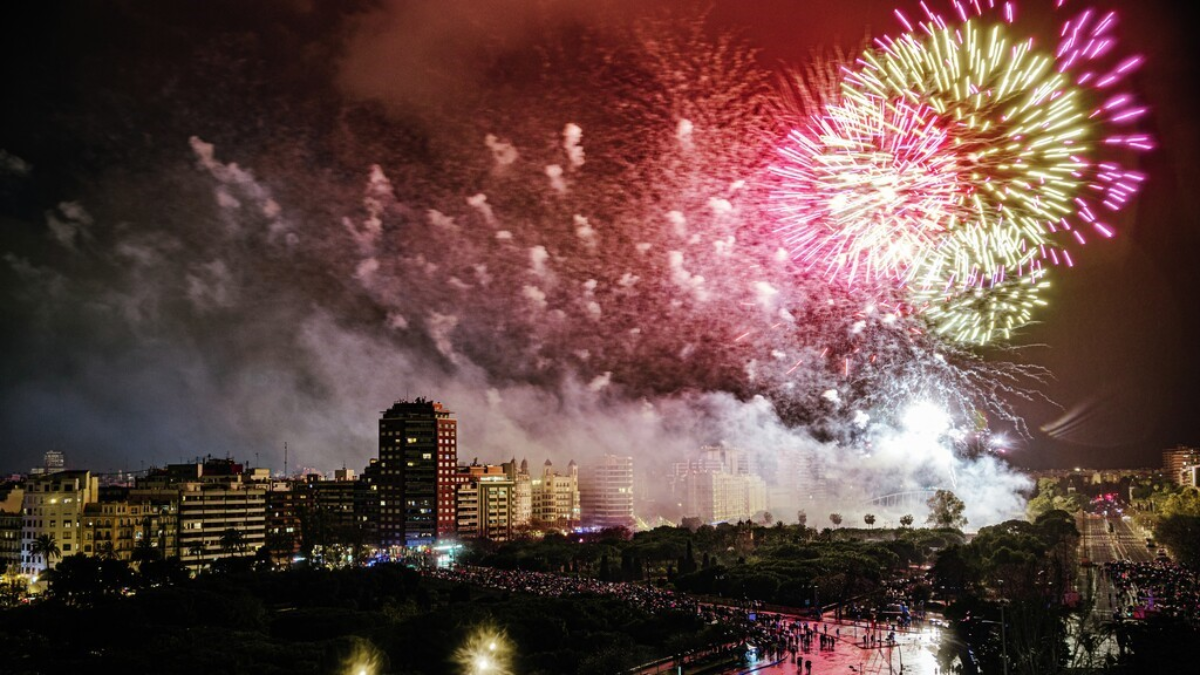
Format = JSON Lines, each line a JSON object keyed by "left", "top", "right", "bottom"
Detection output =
{"left": 900, "top": 514, "right": 914, "bottom": 528}
{"left": 31, "top": 534, "right": 61, "bottom": 569}
{"left": 829, "top": 513, "right": 843, "bottom": 527}
{"left": 96, "top": 540, "right": 116, "bottom": 560}
{"left": 864, "top": 514, "right": 876, "bottom": 528}
{"left": 132, "top": 536, "right": 162, "bottom": 565}
{"left": 220, "top": 528, "right": 247, "bottom": 556}
{"left": 188, "top": 542, "right": 205, "bottom": 562}
{"left": 1155, "top": 514, "right": 1200, "bottom": 568}
{"left": 926, "top": 490, "right": 968, "bottom": 529}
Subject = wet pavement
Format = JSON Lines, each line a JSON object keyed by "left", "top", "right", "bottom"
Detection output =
{"left": 729, "top": 617, "right": 944, "bottom": 675}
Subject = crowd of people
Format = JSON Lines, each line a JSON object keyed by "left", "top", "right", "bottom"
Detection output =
{"left": 1103, "top": 559, "right": 1200, "bottom": 625}
{"left": 423, "top": 564, "right": 701, "bottom": 616}
{"left": 424, "top": 564, "right": 919, "bottom": 672}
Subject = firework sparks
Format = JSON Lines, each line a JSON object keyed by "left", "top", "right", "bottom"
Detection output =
{"left": 770, "top": 0, "right": 1149, "bottom": 344}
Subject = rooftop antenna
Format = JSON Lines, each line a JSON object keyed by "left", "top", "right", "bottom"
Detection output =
{"left": 284, "top": 442, "right": 288, "bottom": 479}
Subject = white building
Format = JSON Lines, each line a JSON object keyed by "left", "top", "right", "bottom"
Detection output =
{"left": 673, "top": 446, "right": 767, "bottom": 524}
{"left": 580, "top": 455, "right": 634, "bottom": 529}
{"left": 533, "top": 459, "right": 580, "bottom": 529}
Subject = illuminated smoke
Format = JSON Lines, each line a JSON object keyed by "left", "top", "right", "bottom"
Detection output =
{"left": 0, "top": 6, "right": 1056, "bottom": 528}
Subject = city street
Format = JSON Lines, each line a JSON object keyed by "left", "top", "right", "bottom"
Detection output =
{"left": 1078, "top": 513, "right": 1155, "bottom": 621}
{"left": 1072, "top": 513, "right": 1157, "bottom": 665}
{"left": 1079, "top": 513, "right": 1155, "bottom": 567}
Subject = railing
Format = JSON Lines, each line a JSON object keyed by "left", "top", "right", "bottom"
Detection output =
{"left": 627, "top": 641, "right": 742, "bottom": 675}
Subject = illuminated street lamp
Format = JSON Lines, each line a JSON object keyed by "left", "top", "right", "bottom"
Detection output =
{"left": 457, "top": 626, "right": 510, "bottom": 675}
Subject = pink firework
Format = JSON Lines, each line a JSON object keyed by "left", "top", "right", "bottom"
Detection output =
{"left": 770, "top": 95, "right": 968, "bottom": 286}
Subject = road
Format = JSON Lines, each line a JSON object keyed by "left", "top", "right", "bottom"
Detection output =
{"left": 1071, "top": 513, "right": 1157, "bottom": 666}
{"left": 1078, "top": 513, "right": 1155, "bottom": 619}
{"left": 1079, "top": 513, "right": 1155, "bottom": 567}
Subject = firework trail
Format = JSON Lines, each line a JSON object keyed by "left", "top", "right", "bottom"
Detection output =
{"left": 770, "top": 0, "right": 1150, "bottom": 344}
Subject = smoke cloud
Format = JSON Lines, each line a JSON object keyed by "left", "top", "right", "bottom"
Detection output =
{"left": 0, "top": 0, "right": 1036, "bottom": 527}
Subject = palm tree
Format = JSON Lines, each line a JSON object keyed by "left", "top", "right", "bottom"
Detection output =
{"left": 864, "top": 514, "right": 876, "bottom": 528}
{"left": 97, "top": 540, "right": 116, "bottom": 560}
{"left": 186, "top": 542, "right": 206, "bottom": 574}
{"left": 829, "top": 513, "right": 843, "bottom": 527}
{"left": 900, "top": 514, "right": 914, "bottom": 528}
{"left": 31, "top": 534, "right": 61, "bottom": 569}
{"left": 131, "top": 536, "right": 161, "bottom": 565}
{"left": 220, "top": 528, "right": 246, "bottom": 557}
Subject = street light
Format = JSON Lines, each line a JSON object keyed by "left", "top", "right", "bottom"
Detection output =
{"left": 457, "top": 626, "right": 510, "bottom": 675}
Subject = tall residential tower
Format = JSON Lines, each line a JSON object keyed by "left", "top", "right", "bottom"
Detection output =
{"left": 377, "top": 399, "right": 458, "bottom": 548}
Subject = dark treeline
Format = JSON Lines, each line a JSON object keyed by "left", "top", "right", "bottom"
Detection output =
{"left": 0, "top": 562, "right": 710, "bottom": 675}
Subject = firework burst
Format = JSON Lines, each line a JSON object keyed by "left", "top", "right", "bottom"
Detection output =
{"left": 770, "top": 0, "right": 1149, "bottom": 344}
{"left": 771, "top": 95, "right": 965, "bottom": 284}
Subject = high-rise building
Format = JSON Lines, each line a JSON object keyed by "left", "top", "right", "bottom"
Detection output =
{"left": 356, "top": 460, "right": 381, "bottom": 548}
{"left": 1163, "top": 446, "right": 1200, "bottom": 486}
{"left": 456, "top": 463, "right": 515, "bottom": 541}
{"left": 377, "top": 399, "right": 458, "bottom": 548}
{"left": 673, "top": 445, "right": 767, "bottom": 524}
{"left": 532, "top": 459, "right": 580, "bottom": 530}
{"left": 29, "top": 450, "right": 66, "bottom": 477}
{"left": 43, "top": 450, "right": 65, "bottom": 473}
{"left": 20, "top": 470, "right": 99, "bottom": 574}
{"left": 265, "top": 480, "right": 309, "bottom": 562}
{"left": 580, "top": 455, "right": 634, "bottom": 529}
{"left": 177, "top": 479, "right": 266, "bottom": 568}
{"left": 137, "top": 458, "right": 266, "bottom": 569}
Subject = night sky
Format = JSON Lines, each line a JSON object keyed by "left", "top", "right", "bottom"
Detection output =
{"left": 1, "top": 0, "right": 1196, "bottom": 483}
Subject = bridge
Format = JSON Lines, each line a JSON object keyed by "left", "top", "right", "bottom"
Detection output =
{"left": 860, "top": 488, "right": 946, "bottom": 510}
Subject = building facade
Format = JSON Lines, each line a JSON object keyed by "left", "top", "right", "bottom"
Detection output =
{"left": 177, "top": 480, "right": 266, "bottom": 568}
{"left": 456, "top": 463, "right": 515, "bottom": 541}
{"left": 502, "top": 459, "right": 533, "bottom": 529}
{"left": 0, "top": 483, "right": 24, "bottom": 576}
{"left": 580, "top": 454, "right": 634, "bottom": 529}
{"left": 1163, "top": 446, "right": 1200, "bottom": 486}
{"left": 19, "top": 470, "right": 99, "bottom": 574}
{"left": 80, "top": 492, "right": 177, "bottom": 563}
{"left": 377, "top": 399, "right": 458, "bottom": 548}
{"left": 673, "top": 445, "right": 768, "bottom": 524}
{"left": 532, "top": 459, "right": 580, "bottom": 530}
